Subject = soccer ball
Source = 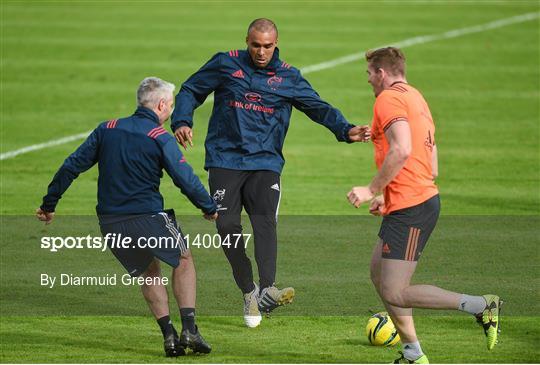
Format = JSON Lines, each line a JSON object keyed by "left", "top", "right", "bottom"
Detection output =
{"left": 365, "top": 312, "right": 400, "bottom": 346}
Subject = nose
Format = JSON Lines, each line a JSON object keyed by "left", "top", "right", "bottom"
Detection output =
{"left": 257, "top": 48, "right": 264, "bottom": 56}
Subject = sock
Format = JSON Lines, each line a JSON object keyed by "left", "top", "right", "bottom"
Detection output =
{"left": 180, "top": 308, "right": 196, "bottom": 334}
{"left": 402, "top": 341, "right": 424, "bottom": 361}
{"left": 156, "top": 315, "right": 176, "bottom": 339}
{"left": 458, "top": 294, "right": 486, "bottom": 315}
{"left": 243, "top": 282, "right": 257, "bottom": 295}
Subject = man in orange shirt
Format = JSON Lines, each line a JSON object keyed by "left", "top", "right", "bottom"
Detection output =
{"left": 347, "top": 47, "right": 501, "bottom": 363}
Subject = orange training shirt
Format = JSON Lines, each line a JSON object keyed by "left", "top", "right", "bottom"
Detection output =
{"left": 371, "top": 82, "right": 438, "bottom": 215}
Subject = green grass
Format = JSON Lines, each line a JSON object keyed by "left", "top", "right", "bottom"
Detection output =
{"left": 1, "top": 0, "right": 539, "bottom": 363}
{"left": 1, "top": 316, "right": 538, "bottom": 363}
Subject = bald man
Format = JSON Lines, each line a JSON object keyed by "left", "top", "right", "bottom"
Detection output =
{"left": 171, "top": 18, "right": 370, "bottom": 328}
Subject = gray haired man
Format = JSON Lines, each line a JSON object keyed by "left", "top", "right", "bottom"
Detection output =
{"left": 37, "top": 77, "right": 218, "bottom": 356}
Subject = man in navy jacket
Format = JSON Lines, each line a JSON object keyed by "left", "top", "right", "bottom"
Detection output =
{"left": 172, "top": 18, "right": 370, "bottom": 328}
{"left": 37, "top": 77, "right": 217, "bottom": 356}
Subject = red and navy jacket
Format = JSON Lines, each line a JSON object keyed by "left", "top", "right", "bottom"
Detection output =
{"left": 41, "top": 107, "right": 217, "bottom": 219}
{"left": 171, "top": 48, "right": 355, "bottom": 174}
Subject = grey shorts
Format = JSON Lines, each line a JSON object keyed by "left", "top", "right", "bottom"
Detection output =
{"left": 99, "top": 209, "right": 187, "bottom": 276}
{"left": 378, "top": 195, "right": 440, "bottom": 261}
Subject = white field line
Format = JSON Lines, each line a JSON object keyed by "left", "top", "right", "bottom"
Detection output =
{"left": 1, "top": 11, "right": 538, "bottom": 161}
{"left": 300, "top": 11, "right": 539, "bottom": 74}
{"left": 0, "top": 131, "right": 94, "bottom": 160}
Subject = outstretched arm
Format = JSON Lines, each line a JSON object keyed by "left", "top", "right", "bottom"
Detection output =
{"left": 38, "top": 128, "right": 101, "bottom": 221}
{"left": 291, "top": 71, "right": 359, "bottom": 142}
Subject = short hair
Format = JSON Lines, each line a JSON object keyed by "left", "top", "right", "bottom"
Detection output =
{"left": 247, "top": 18, "right": 278, "bottom": 36}
{"left": 136, "top": 77, "right": 175, "bottom": 108}
{"left": 365, "top": 47, "right": 406, "bottom": 76}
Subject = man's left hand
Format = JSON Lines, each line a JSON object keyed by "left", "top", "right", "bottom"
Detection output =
{"left": 347, "top": 186, "right": 374, "bottom": 208}
{"left": 348, "top": 125, "right": 371, "bottom": 143}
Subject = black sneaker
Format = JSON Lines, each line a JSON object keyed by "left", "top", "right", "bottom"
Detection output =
{"left": 179, "top": 326, "right": 211, "bottom": 354}
{"left": 163, "top": 333, "right": 185, "bottom": 357}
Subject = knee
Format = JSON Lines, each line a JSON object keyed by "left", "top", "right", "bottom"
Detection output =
{"left": 381, "top": 287, "right": 407, "bottom": 307}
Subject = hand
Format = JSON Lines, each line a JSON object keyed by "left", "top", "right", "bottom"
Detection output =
{"left": 203, "top": 212, "right": 218, "bottom": 221}
{"left": 348, "top": 125, "right": 371, "bottom": 143}
{"left": 347, "top": 186, "right": 375, "bottom": 208}
{"left": 174, "top": 126, "right": 193, "bottom": 149}
{"left": 369, "top": 195, "right": 385, "bottom": 216}
{"left": 36, "top": 208, "right": 55, "bottom": 224}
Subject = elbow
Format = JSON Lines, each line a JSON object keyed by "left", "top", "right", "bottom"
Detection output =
{"left": 395, "top": 144, "right": 411, "bottom": 162}
{"left": 432, "top": 171, "right": 438, "bottom": 179}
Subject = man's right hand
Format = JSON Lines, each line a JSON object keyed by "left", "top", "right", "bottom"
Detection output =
{"left": 174, "top": 126, "right": 193, "bottom": 149}
{"left": 203, "top": 212, "right": 218, "bottom": 221}
{"left": 36, "top": 207, "right": 55, "bottom": 224}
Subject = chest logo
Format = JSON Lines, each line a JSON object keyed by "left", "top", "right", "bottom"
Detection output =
{"left": 267, "top": 76, "right": 283, "bottom": 90}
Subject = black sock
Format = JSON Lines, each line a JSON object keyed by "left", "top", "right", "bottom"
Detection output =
{"left": 157, "top": 315, "right": 176, "bottom": 339}
{"left": 180, "top": 308, "right": 196, "bottom": 334}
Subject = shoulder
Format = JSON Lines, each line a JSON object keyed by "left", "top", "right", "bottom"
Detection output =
{"left": 96, "top": 117, "right": 126, "bottom": 134}
{"left": 273, "top": 60, "right": 301, "bottom": 87}
{"left": 373, "top": 90, "right": 409, "bottom": 127}
{"left": 375, "top": 89, "right": 407, "bottom": 107}
{"left": 98, "top": 118, "right": 120, "bottom": 130}
{"left": 226, "top": 49, "right": 241, "bottom": 58}
{"left": 277, "top": 59, "right": 300, "bottom": 77}
{"left": 218, "top": 50, "right": 243, "bottom": 63}
{"left": 210, "top": 50, "right": 245, "bottom": 68}
{"left": 146, "top": 125, "right": 174, "bottom": 144}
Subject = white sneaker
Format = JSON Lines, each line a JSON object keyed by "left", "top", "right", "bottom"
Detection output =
{"left": 243, "top": 283, "right": 262, "bottom": 328}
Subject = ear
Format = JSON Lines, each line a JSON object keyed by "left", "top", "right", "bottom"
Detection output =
{"left": 158, "top": 98, "right": 165, "bottom": 111}
{"left": 245, "top": 36, "right": 249, "bottom": 45}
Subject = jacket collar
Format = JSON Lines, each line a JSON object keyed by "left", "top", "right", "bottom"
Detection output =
{"left": 245, "top": 47, "right": 281, "bottom": 71}
{"left": 134, "top": 106, "right": 160, "bottom": 124}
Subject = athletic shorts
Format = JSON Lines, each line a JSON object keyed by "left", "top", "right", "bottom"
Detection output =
{"left": 99, "top": 209, "right": 187, "bottom": 277}
{"left": 378, "top": 194, "right": 440, "bottom": 261}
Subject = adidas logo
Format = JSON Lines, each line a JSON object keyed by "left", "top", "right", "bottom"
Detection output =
{"left": 232, "top": 69, "right": 244, "bottom": 78}
{"left": 382, "top": 243, "right": 391, "bottom": 254}
{"left": 270, "top": 183, "right": 280, "bottom": 191}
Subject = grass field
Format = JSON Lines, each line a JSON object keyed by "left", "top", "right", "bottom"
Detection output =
{"left": 1, "top": 0, "right": 539, "bottom": 363}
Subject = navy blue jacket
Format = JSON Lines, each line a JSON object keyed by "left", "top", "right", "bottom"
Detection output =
{"left": 171, "top": 48, "right": 354, "bottom": 174}
{"left": 41, "top": 107, "right": 217, "bottom": 218}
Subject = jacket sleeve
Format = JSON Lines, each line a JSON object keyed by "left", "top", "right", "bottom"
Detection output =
{"left": 161, "top": 138, "right": 217, "bottom": 214}
{"left": 291, "top": 70, "right": 355, "bottom": 143}
{"left": 41, "top": 128, "right": 100, "bottom": 212}
{"left": 171, "top": 52, "right": 223, "bottom": 132}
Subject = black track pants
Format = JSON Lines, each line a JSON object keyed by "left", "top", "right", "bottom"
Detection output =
{"left": 208, "top": 168, "right": 281, "bottom": 293}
